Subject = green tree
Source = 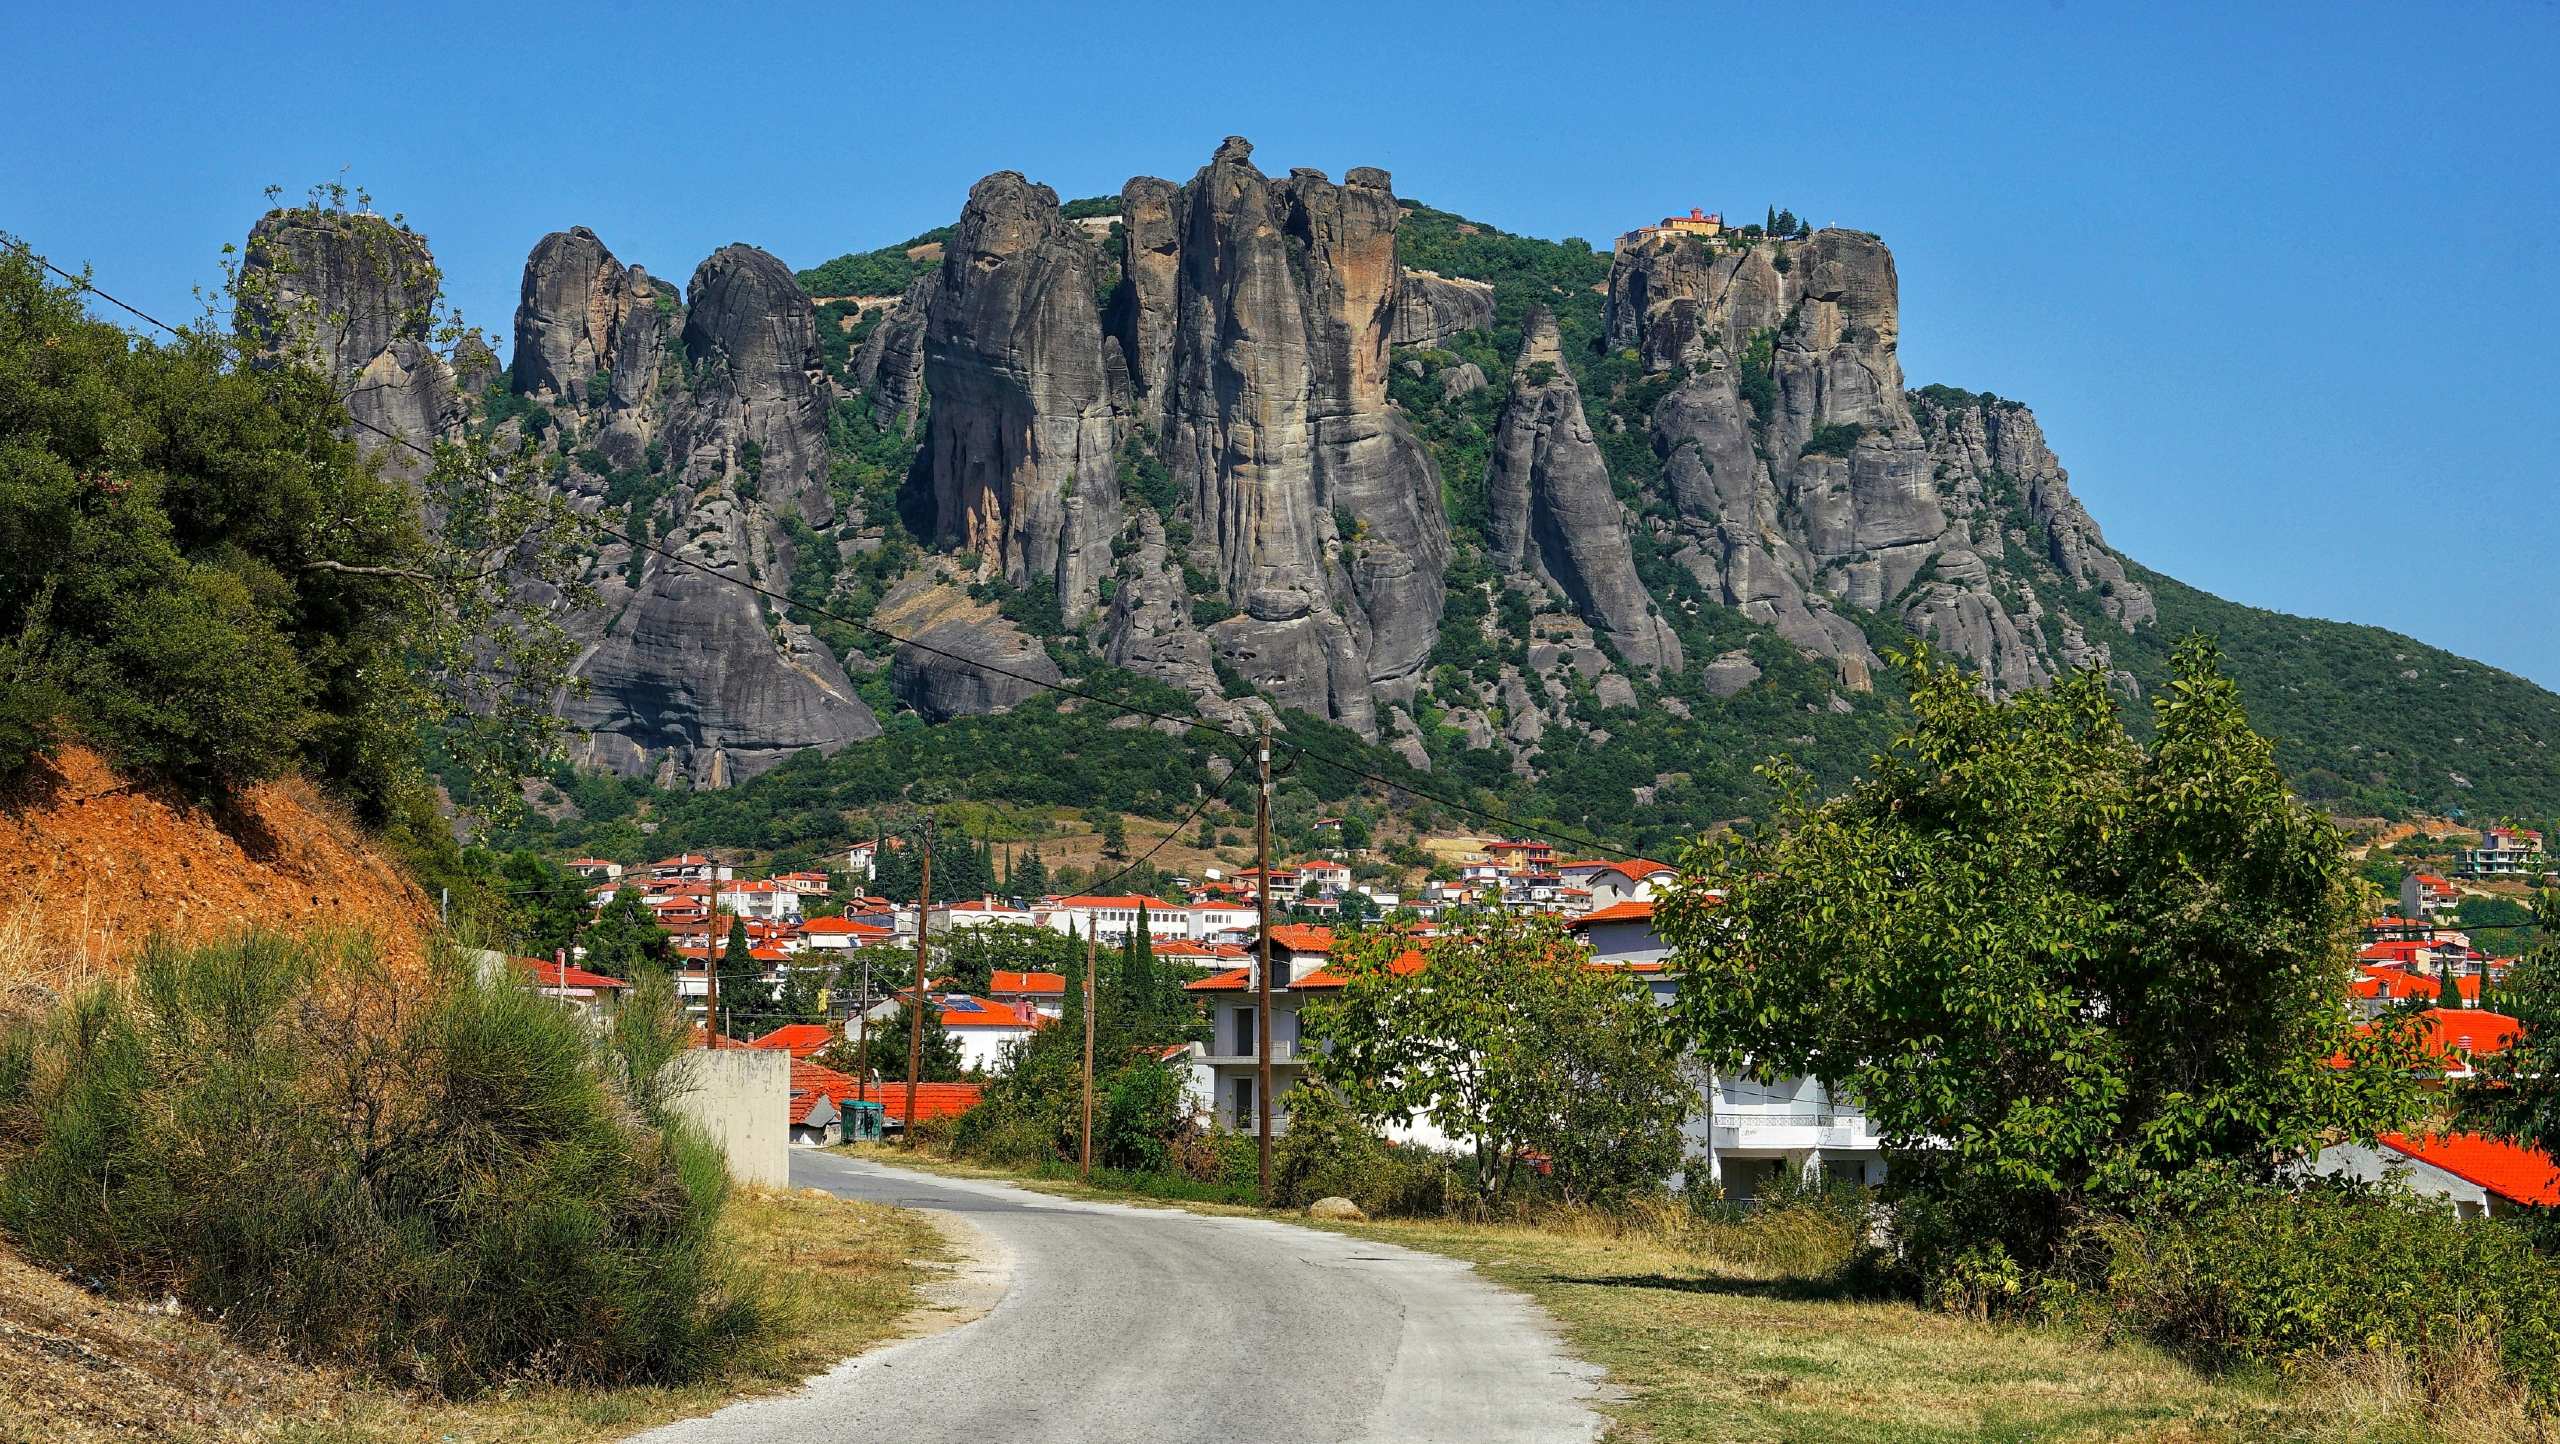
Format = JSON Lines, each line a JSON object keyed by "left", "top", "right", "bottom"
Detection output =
{"left": 937, "top": 922, "right": 1081, "bottom": 995}
{"left": 2438, "top": 961, "right": 2465, "bottom": 1011}
{"left": 714, "top": 916, "right": 764, "bottom": 1037}
{"left": 863, "top": 1000, "right": 971, "bottom": 1082}
{"left": 582, "top": 887, "right": 674, "bottom": 979}
{"left": 2461, "top": 891, "right": 2560, "bottom": 1162}
{"left": 1013, "top": 846, "right": 1050, "bottom": 900}
{"left": 0, "top": 224, "right": 584, "bottom": 813}
{"left": 1304, "top": 908, "right": 1689, "bottom": 1205}
{"left": 1658, "top": 640, "right": 2423, "bottom": 1288}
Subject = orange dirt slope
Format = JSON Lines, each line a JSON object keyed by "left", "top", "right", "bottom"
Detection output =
{"left": 0, "top": 744, "right": 434, "bottom": 994}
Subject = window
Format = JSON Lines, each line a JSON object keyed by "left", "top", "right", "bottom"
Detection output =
{"left": 1231, "top": 1006, "right": 1256, "bottom": 1057}
{"left": 1231, "top": 1076, "right": 1254, "bottom": 1126}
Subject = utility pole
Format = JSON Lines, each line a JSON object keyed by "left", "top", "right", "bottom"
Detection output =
{"left": 702, "top": 854, "right": 720, "bottom": 1047}
{"left": 853, "top": 951, "right": 874, "bottom": 1104}
{"left": 905, "top": 818, "right": 931, "bottom": 1148}
{"left": 1255, "top": 722, "right": 1274, "bottom": 1203}
{"left": 1080, "top": 921, "right": 1096, "bottom": 1182}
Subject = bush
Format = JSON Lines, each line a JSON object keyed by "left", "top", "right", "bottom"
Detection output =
{"left": 0, "top": 932, "right": 760, "bottom": 1394}
{"left": 2060, "top": 1187, "right": 2560, "bottom": 1405}
{"left": 1268, "top": 1080, "right": 1452, "bottom": 1217}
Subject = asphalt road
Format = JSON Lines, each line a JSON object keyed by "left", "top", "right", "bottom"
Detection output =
{"left": 638, "top": 1151, "right": 1606, "bottom": 1444}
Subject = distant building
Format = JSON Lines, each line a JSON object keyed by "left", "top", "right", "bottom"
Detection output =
{"left": 2401, "top": 872, "right": 2460, "bottom": 918}
{"left": 1615, "top": 207, "right": 1724, "bottom": 251}
{"left": 2460, "top": 827, "right": 2545, "bottom": 879}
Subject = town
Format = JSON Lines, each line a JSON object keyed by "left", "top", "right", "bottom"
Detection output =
{"left": 515, "top": 820, "right": 2555, "bottom": 1218}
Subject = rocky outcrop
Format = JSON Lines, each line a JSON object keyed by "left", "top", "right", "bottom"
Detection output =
{"left": 1114, "top": 138, "right": 1450, "bottom": 733}
{"left": 922, "top": 173, "right": 1122, "bottom": 618}
{"left": 1608, "top": 226, "right": 2135, "bottom": 692}
{"left": 873, "top": 574, "right": 1063, "bottom": 721}
{"left": 852, "top": 272, "right": 934, "bottom": 430}
{"left": 239, "top": 209, "right": 458, "bottom": 480}
{"left": 665, "top": 245, "right": 833, "bottom": 525}
{"left": 559, "top": 520, "right": 879, "bottom": 787}
{"left": 496, "top": 230, "right": 882, "bottom": 788}
{"left": 1483, "top": 307, "right": 1679, "bottom": 671}
{"left": 1391, "top": 268, "right": 1495, "bottom": 347}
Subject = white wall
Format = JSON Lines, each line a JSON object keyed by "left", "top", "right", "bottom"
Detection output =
{"left": 661, "top": 1049, "right": 790, "bottom": 1189}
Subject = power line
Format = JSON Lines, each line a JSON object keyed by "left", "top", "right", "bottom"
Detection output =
{"left": 14, "top": 238, "right": 1651, "bottom": 863}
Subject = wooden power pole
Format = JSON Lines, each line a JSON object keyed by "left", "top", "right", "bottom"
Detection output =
{"left": 853, "top": 952, "right": 874, "bottom": 1104}
{"left": 905, "top": 819, "right": 932, "bottom": 1147}
{"left": 1080, "top": 921, "right": 1097, "bottom": 1182}
{"left": 1255, "top": 723, "right": 1274, "bottom": 1202}
{"left": 703, "top": 854, "right": 720, "bottom": 1047}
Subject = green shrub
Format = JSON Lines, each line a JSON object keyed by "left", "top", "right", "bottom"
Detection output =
{"left": 1268, "top": 1080, "right": 1452, "bottom": 1217}
{"left": 2060, "top": 1188, "right": 2560, "bottom": 1404}
{"left": 0, "top": 932, "right": 760, "bottom": 1394}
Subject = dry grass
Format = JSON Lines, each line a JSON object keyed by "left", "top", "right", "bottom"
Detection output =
{"left": 0, "top": 1186, "right": 943, "bottom": 1444}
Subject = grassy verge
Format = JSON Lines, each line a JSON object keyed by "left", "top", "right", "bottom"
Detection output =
{"left": 840, "top": 1144, "right": 2470, "bottom": 1443}
{"left": 1, "top": 1186, "right": 944, "bottom": 1444}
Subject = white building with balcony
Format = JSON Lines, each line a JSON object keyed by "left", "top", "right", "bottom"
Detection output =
{"left": 1571, "top": 900, "right": 1887, "bottom": 1199}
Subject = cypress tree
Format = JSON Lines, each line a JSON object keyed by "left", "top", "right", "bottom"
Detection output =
{"left": 2438, "top": 961, "right": 2465, "bottom": 1011}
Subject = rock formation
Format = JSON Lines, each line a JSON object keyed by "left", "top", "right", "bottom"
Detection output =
{"left": 1391, "top": 269, "right": 1495, "bottom": 347}
{"left": 1110, "top": 138, "right": 1450, "bottom": 733}
{"left": 239, "top": 209, "right": 459, "bottom": 481}
{"left": 873, "top": 574, "right": 1064, "bottom": 721}
{"left": 506, "top": 229, "right": 878, "bottom": 786}
{"left": 1483, "top": 307, "right": 1680, "bottom": 671}
{"left": 921, "top": 172, "right": 1122, "bottom": 618}
{"left": 1607, "top": 226, "right": 2141, "bottom": 691}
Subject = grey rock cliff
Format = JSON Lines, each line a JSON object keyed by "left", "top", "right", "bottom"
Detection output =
{"left": 1113, "top": 138, "right": 1450, "bottom": 734}
{"left": 502, "top": 230, "right": 880, "bottom": 787}
{"left": 1607, "top": 226, "right": 2135, "bottom": 691}
{"left": 1391, "top": 268, "right": 1495, "bottom": 347}
{"left": 673, "top": 244, "right": 832, "bottom": 525}
{"left": 852, "top": 273, "right": 934, "bottom": 431}
{"left": 922, "top": 172, "right": 1123, "bottom": 619}
{"left": 1483, "top": 307, "right": 1680, "bottom": 672}
{"left": 873, "top": 574, "right": 1064, "bottom": 721}
{"left": 239, "top": 209, "right": 458, "bottom": 481}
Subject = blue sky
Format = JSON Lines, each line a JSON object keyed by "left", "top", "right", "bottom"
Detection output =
{"left": 8, "top": 1, "right": 2556, "bottom": 686}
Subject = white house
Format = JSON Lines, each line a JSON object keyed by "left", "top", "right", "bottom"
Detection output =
{"left": 1047, "top": 894, "right": 1192, "bottom": 943}
{"left": 565, "top": 858, "right": 624, "bottom": 882}
{"left": 943, "top": 897, "right": 1043, "bottom": 930}
{"left": 1569, "top": 900, "right": 1885, "bottom": 1198}
{"left": 722, "top": 879, "right": 805, "bottom": 923}
{"left": 846, "top": 840, "right": 879, "bottom": 881}
{"left": 1188, "top": 900, "right": 1259, "bottom": 941}
{"left": 1560, "top": 859, "right": 1677, "bottom": 907}
{"left": 1298, "top": 860, "right": 1353, "bottom": 893}
{"left": 798, "top": 917, "right": 894, "bottom": 953}
{"left": 2310, "top": 1131, "right": 2559, "bottom": 1219}
{"left": 934, "top": 993, "right": 1041, "bottom": 1072}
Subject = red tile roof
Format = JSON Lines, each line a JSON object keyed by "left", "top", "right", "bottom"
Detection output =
{"left": 1263, "top": 924, "right": 1335, "bottom": 954}
{"left": 1293, "top": 948, "right": 1426, "bottom": 991}
{"left": 990, "top": 969, "right": 1065, "bottom": 995}
{"left": 2352, "top": 964, "right": 2439, "bottom": 1003}
{"left": 934, "top": 995, "right": 1038, "bottom": 1028}
{"left": 1184, "top": 966, "right": 1252, "bottom": 993}
{"left": 1568, "top": 900, "right": 1657, "bottom": 928}
{"left": 749, "top": 1023, "right": 840, "bottom": 1059}
{"left": 515, "top": 956, "right": 629, "bottom": 991}
{"left": 2381, "top": 1131, "right": 2560, "bottom": 1207}
{"left": 880, "top": 1082, "right": 984, "bottom": 1125}
{"left": 802, "top": 917, "right": 894, "bottom": 937}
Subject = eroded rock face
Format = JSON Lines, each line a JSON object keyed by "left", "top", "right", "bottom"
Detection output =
{"left": 852, "top": 273, "right": 934, "bottom": 430}
{"left": 1608, "top": 227, "right": 2132, "bottom": 691}
{"left": 674, "top": 245, "right": 832, "bottom": 525}
{"left": 922, "top": 173, "right": 1122, "bottom": 619}
{"left": 1483, "top": 307, "right": 1679, "bottom": 671}
{"left": 239, "top": 209, "right": 458, "bottom": 481}
{"left": 1391, "top": 268, "right": 1495, "bottom": 347}
{"left": 498, "top": 230, "right": 880, "bottom": 787}
{"left": 873, "top": 574, "right": 1063, "bottom": 721}
{"left": 1115, "top": 138, "right": 1450, "bottom": 733}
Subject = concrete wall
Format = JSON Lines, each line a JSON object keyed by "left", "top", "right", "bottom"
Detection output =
{"left": 663, "top": 1049, "right": 790, "bottom": 1189}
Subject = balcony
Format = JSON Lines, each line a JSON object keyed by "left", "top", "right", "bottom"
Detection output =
{"left": 1711, "top": 1107, "right": 1878, "bottom": 1153}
